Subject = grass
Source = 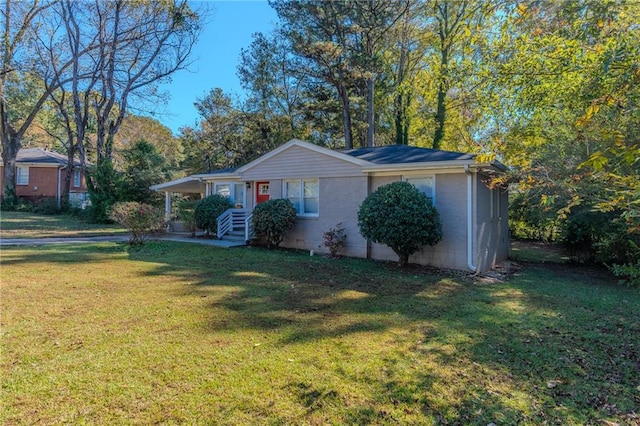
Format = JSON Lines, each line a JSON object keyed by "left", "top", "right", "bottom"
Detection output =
{"left": 0, "top": 211, "right": 126, "bottom": 239}
{"left": 2, "top": 242, "right": 639, "bottom": 424}
{"left": 509, "top": 240, "right": 570, "bottom": 263}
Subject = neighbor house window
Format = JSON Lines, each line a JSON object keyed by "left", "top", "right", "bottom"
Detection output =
{"left": 73, "top": 170, "right": 81, "bottom": 187}
{"left": 284, "top": 179, "right": 319, "bottom": 216}
{"left": 405, "top": 176, "right": 435, "bottom": 204}
{"left": 16, "top": 166, "right": 29, "bottom": 185}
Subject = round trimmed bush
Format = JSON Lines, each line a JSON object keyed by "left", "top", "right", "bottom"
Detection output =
{"left": 251, "top": 198, "right": 297, "bottom": 248}
{"left": 358, "top": 181, "right": 442, "bottom": 267}
{"left": 194, "top": 194, "right": 234, "bottom": 235}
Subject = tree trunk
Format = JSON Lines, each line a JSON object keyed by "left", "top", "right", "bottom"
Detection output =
{"left": 338, "top": 85, "right": 354, "bottom": 149}
{"left": 433, "top": 79, "right": 447, "bottom": 150}
{"left": 366, "top": 77, "right": 375, "bottom": 147}
{"left": 394, "top": 91, "right": 411, "bottom": 145}
{"left": 1, "top": 131, "right": 19, "bottom": 199}
{"left": 398, "top": 252, "right": 409, "bottom": 268}
{"left": 61, "top": 145, "right": 75, "bottom": 208}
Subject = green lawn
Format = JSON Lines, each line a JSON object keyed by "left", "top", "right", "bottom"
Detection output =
{"left": 1, "top": 242, "right": 639, "bottom": 424}
{"left": 0, "top": 211, "right": 126, "bottom": 239}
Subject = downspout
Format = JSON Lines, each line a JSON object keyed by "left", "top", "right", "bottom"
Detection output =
{"left": 465, "top": 165, "right": 477, "bottom": 272}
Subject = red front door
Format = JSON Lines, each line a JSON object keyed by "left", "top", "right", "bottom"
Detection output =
{"left": 256, "top": 181, "right": 270, "bottom": 204}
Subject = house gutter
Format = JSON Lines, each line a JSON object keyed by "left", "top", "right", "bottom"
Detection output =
{"left": 465, "top": 164, "right": 477, "bottom": 272}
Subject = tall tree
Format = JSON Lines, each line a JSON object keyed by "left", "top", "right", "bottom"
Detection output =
{"left": 1, "top": 0, "right": 57, "bottom": 199}
{"left": 238, "top": 31, "right": 309, "bottom": 141}
{"left": 427, "top": 0, "right": 493, "bottom": 150}
{"left": 114, "top": 115, "right": 183, "bottom": 170}
{"left": 30, "top": 0, "right": 200, "bottom": 218}
{"left": 271, "top": 0, "right": 359, "bottom": 148}
{"left": 350, "top": 0, "right": 411, "bottom": 147}
{"left": 270, "top": 0, "right": 412, "bottom": 148}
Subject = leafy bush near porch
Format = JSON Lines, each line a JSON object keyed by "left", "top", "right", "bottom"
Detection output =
{"left": 177, "top": 200, "right": 198, "bottom": 234}
{"left": 194, "top": 194, "right": 233, "bottom": 235}
{"left": 358, "top": 181, "right": 442, "bottom": 267}
{"left": 251, "top": 198, "right": 297, "bottom": 248}
{"left": 109, "top": 202, "right": 164, "bottom": 245}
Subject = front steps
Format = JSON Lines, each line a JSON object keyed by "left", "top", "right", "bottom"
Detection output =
{"left": 220, "top": 230, "right": 246, "bottom": 243}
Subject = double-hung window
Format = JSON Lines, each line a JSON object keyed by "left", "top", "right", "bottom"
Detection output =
{"left": 213, "top": 182, "right": 245, "bottom": 208}
{"left": 284, "top": 179, "right": 319, "bottom": 216}
{"left": 16, "top": 166, "right": 29, "bottom": 185}
{"left": 73, "top": 170, "right": 81, "bottom": 187}
{"left": 405, "top": 176, "right": 435, "bottom": 205}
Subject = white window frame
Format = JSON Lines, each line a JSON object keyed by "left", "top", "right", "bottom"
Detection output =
{"left": 213, "top": 182, "right": 245, "bottom": 208}
{"left": 73, "top": 169, "right": 81, "bottom": 187}
{"left": 283, "top": 178, "right": 319, "bottom": 217}
{"left": 16, "top": 166, "right": 29, "bottom": 185}
{"left": 404, "top": 175, "right": 436, "bottom": 205}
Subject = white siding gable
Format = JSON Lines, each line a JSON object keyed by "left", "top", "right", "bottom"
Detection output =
{"left": 241, "top": 145, "right": 364, "bottom": 181}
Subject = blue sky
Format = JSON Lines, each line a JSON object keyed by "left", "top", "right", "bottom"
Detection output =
{"left": 159, "top": 1, "right": 278, "bottom": 134}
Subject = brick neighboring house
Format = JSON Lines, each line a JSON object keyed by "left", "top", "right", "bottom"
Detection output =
{"left": 0, "top": 148, "right": 89, "bottom": 208}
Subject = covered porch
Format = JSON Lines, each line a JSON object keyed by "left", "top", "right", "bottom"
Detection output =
{"left": 151, "top": 174, "right": 269, "bottom": 243}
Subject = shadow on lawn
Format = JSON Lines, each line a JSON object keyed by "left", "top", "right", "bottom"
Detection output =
{"left": 123, "top": 242, "right": 640, "bottom": 424}
{"left": 6, "top": 242, "right": 637, "bottom": 423}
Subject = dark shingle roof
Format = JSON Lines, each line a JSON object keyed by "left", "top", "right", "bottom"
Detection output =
{"left": 341, "top": 145, "right": 474, "bottom": 165}
{"left": 14, "top": 148, "right": 81, "bottom": 166}
{"left": 202, "top": 167, "right": 238, "bottom": 175}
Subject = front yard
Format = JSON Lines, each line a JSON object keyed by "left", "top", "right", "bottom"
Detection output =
{"left": 1, "top": 241, "right": 639, "bottom": 424}
{"left": 0, "top": 211, "right": 126, "bottom": 239}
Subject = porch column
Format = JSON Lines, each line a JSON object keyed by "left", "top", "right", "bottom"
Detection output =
{"left": 164, "top": 191, "right": 171, "bottom": 224}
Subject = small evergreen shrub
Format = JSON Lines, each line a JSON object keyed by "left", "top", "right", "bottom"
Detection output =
{"left": 194, "top": 194, "right": 233, "bottom": 235}
{"left": 252, "top": 198, "right": 297, "bottom": 248}
{"left": 358, "top": 181, "right": 442, "bottom": 267}
{"left": 322, "top": 222, "right": 347, "bottom": 258}
{"left": 109, "top": 202, "right": 165, "bottom": 245}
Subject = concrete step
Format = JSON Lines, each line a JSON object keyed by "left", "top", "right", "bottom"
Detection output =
{"left": 221, "top": 233, "right": 245, "bottom": 242}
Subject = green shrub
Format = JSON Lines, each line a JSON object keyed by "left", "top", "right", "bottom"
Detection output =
{"left": 251, "top": 198, "right": 297, "bottom": 248}
{"left": 33, "top": 197, "right": 61, "bottom": 215}
{"left": 1, "top": 186, "right": 18, "bottom": 211}
{"left": 194, "top": 194, "right": 233, "bottom": 235}
{"left": 15, "top": 201, "right": 33, "bottom": 212}
{"left": 611, "top": 260, "right": 640, "bottom": 287}
{"left": 177, "top": 199, "right": 198, "bottom": 235}
{"left": 322, "top": 222, "right": 347, "bottom": 258}
{"left": 109, "top": 202, "right": 164, "bottom": 245}
{"left": 86, "top": 161, "right": 125, "bottom": 223}
{"left": 358, "top": 181, "right": 442, "bottom": 267}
